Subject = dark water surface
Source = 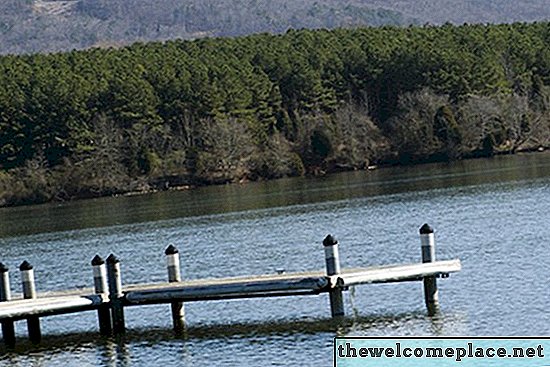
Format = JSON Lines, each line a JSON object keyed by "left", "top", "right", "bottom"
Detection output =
{"left": 0, "top": 153, "right": 549, "bottom": 366}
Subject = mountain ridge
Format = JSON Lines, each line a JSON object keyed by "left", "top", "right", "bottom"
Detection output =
{"left": 2, "top": 0, "right": 550, "bottom": 55}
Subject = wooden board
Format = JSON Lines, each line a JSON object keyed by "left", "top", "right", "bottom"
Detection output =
{"left": 125, "top": 275, "right": 329, "bottom": 305}
{"left": 332, "top": 260, "right": 461, "bottom": 287}
{"left": 0, "top": 260, "right": 460, "bottom": 320}
{"left": 0, "top": 294, "right": 105, "bottom": 321}
{"left": 124, "top": 260, "right": 460, "bottom": 305}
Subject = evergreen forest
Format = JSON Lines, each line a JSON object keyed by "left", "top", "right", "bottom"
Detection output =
{"left": 1, "top": 23, "right": 550, "bottom": 205}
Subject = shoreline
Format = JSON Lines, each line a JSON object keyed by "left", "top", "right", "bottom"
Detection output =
{"left": 2, "top": 147, "right": 546, "bottom": 210}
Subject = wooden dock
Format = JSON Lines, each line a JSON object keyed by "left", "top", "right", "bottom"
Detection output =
{"left": 0, "top": 224, "right": 460, "bottom": 347}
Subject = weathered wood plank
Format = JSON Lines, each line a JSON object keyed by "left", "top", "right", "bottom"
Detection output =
{"left": 124, "top": 260, "right": 459, "bottom": 305}
{"left": 332, "top": 260, "right": 461, "bottom": 287}
{"left": 124, "top": 270, "right": 330, "bottom": 293}
{"left": 0, "top": 294, "right": 105, "bottom": 321}
{"left": 0, "top": 260, "right": 460, "bottom": 322}
{"left": 125, "top": 276, "right": 329, "bottom": 305}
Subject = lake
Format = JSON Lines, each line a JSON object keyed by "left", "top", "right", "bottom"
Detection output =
{"left": 0, "top": 153, "right": 549, "bottom": 366}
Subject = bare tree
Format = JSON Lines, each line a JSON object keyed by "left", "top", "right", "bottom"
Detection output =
{"left": 193, "top": 117, "right": 257, "bottom": 184}
{"left": 331, "top": 102, "right": 388, "bottom": 167}
{"left": 63, "top": 114, "right": 131, "bottom": 196}
{"left": 457, "top": 93, "right": 550, "bottom": 154}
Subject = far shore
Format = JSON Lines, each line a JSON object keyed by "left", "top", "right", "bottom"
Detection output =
{"left": 3, "top": 147, "right": 544, "bottom": 210}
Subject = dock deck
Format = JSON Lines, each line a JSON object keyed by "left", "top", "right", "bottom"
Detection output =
{"left": 0, "top": 260, "right": 460, "bottom": 320}
{"left": 0, "top": 225, "right": 461, "bottom": 346}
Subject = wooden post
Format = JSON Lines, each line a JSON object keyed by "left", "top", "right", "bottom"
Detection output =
{"left": 92, "top": 255, "right": 112, "bottom": 335}
{"left": 20, "top": 261, "right": 41, "bottom": 343}
{"left": 323, "top": 235, "right": 344, "bottom": 317}
{"left": 420, "top": 224, "right": 439, "bottom": 315}
{"left": 0, "top": 263, "right": 15, "bottom": 347}
{"left": 165, "top": 245, "right": 185, "bottom": 332}
{"left": 106, "top": 254, "right": 125, "bottom": 335}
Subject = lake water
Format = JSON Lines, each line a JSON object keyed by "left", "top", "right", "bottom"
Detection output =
{"left": 0, "top": 153, "right": 549, "bottom": 366}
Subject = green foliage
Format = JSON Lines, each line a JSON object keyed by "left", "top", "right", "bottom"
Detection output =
{"left": 250, "top": 133, "right": 303, "bottom": 179}
{"left": 387, "top": 89, "right": 450, "bottom": 163}
{"left": 311, "top": 129, "right": 333, "bottom": 161}
{"left": 0, "top": 23, "right": 549, "bottom": 205}
{"left": 434, "top": 105, "right": 462, "bottom": 159}
{"left": 137, "top": 149, "right": 161, "bottom": 175}
{"left": 481, "top": 134, "right": 497, "bottom": 157}
{"left": 0, "top": 153, "right": 54, "bottom": 206}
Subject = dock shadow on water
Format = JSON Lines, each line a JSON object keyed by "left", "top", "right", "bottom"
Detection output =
{"left": 0, "top": 311, "right": 464, "bottom": 366}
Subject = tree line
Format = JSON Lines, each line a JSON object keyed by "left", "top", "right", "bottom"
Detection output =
{"left": 1, "top": 22, "right": 550, "bottom": 206}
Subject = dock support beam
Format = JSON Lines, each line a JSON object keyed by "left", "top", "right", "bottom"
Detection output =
{"left": 20, "top": 261, "right": 41, "bottom": 343}
{"left": 0, "top": 263, "right": 15, "bottom": 347}
{"left": 420, "top": 224, "right": 439, "bottom": 315}
{"left": 165, "top": 245, "right": 185, "bottom": 333}
{"left": 106, "top": 254, "right": 125, "bottom": 335}
{"left": 92, "top": 255, "right": 112, "bottom": 335}
{"left": 323, "top": 235, "right": 344, "bottom": 317}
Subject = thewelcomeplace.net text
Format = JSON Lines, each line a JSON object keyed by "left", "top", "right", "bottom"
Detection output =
{"left": 337, "top": 341, "right": 544, "bottom": 362}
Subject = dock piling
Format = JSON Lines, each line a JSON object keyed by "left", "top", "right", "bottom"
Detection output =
{"left": 420, "top": 224, "right": 439, "bottom": 315}
{"left": 0, "top": 231, "right": 460, "bottom": 340}
{"left": 19, "top": 261, "right": 41, "bottom": 343}
{"left": 323, "top": 235, "right": 345, "bottom": 317}
{"left": 0, "top": 263, "right": 15, "bottom": 347}
{"left": 106, "top": 254, "right": 125, "bottom": 335}
{"left": 165, "top": 245, "right": 185, "bottom": 333}
{"left": 91, "top": 255, "right": 112, "bottom": 335}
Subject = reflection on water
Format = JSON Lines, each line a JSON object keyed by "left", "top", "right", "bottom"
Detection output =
{"left": 0, "top": 312, "right": 469, "bottom": 366}
{"left": 0, "top": 153, "right": 549, "bottom": 239}
{"left": 0, "top": 153, "right": 549, "bottom": 366}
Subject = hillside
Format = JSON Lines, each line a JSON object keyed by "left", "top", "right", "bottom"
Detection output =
{"left": 1, "top": 0, "right": 550, "bottom": 55}
{"left": 365, "top": 0, "right": 550, "bottom": 24}
{"left": 0, "top": 0, "right": 413, "bottom": 54}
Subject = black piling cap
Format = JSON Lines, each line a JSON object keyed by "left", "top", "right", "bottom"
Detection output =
{"left": 19, "top": 260, "right": 33, "bottom": 271}
{"left": 106, "top": 254, "right": 120, "bottom": 264}
{"left": 323, "top": 234, "right": 338, "bottom": 247}
{"left": 91, "top": 255, "right": 105, "bottom": 266}
{"left": 165, "top": 244, "right": 179, "bottom": 255}
{"left": 0, "top": 262, "right": 8, "bottom": 273}
{"left": 420, "top": 223, "right": 434, "bottom": 235}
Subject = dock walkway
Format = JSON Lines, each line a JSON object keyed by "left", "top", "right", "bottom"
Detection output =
{"left": 0, "top": 224, "right": 460, "bottom": 347}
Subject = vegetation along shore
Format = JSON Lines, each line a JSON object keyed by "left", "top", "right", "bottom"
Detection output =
{"left": 0, "top": 22, "right": 549, "bottom": 207}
